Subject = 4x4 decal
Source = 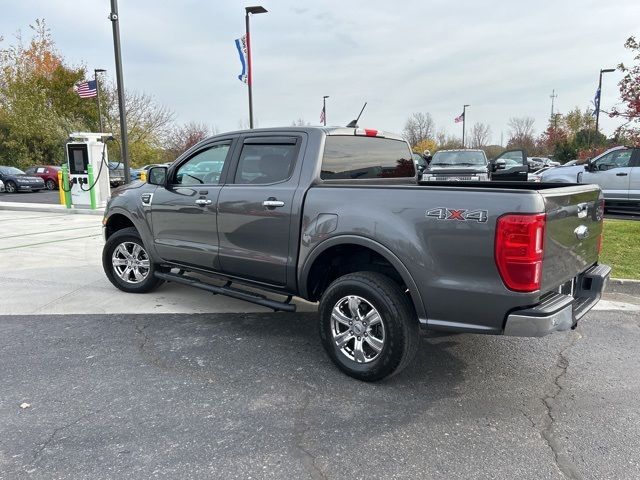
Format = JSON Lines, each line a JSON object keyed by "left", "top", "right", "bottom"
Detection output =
{"left": 426, "top": 207, "right": 488, "bottom": 223}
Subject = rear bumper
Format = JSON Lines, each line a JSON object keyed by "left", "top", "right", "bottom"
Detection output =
{"left": 503, "top": 263, "right": 611, "bottom": 337}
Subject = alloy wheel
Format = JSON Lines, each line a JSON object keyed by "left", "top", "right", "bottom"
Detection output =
{"left": 111, "top": 241, "right": 151, "bottom": 284}
{"left": 331, "top": 295, "right": 385, "bottom": 363}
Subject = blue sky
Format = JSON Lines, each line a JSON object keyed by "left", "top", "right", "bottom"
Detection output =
{"left": 2, "top": 0, "right": 638, "bottom": 143}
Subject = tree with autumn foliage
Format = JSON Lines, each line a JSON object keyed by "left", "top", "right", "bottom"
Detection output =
{"left": 0, "top": 20, "right": 97, "bottom": 167}
{"left": 0, "top": 19, "right": 183, "bottom": 169}
{"left": 610, "top": 36, "right": 640, "bottom": 144}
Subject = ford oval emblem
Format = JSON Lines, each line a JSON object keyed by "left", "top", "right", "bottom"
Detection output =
{"left": 574, "top": 225, "right": 589, "bottom": 240}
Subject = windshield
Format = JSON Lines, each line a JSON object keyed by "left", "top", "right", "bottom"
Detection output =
{"left": 0, "top": 166, "right": 25, "bottom": 175}
{"left": 430, "top": 151, "right": 486, "bottom": 166}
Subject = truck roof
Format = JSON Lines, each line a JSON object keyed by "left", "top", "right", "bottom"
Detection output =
{"left": 207, "top": 126, "right": 405, "bottom": 142}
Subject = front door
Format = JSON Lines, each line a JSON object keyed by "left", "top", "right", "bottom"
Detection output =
{"left": 217, "top": 135, "right": 303, "bottom": 286}
{"left": 580, "top": 148, "right": 632, "bottom": 201}
{"left": 491, "top": 149, "right": 528, "bottom": 181}
{"left": 150, "top": 140, "right": 234, "bottom": 269}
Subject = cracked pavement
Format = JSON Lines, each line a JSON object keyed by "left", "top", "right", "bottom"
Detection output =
{"left": 0, "top": 309, "right": 639, "bottom": 479}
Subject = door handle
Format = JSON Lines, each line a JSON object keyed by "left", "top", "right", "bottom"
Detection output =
{"left": 195, "top": 198, "right": 212, "bottom": 206}
{"left": 262, "top": 199, "right": 285, "bottom": 208}
{"left": 616, "top": 172, "right": 628, "bottom": 176}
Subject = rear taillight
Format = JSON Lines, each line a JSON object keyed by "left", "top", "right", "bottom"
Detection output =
{"left": 495, "top": 213, "right": 546, "bottom": 292}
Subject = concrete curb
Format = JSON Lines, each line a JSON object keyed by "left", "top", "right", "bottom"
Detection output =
{"left": 608, "top": 278, "right": 640, "bottom": 297}
{"left": 0, "top": 201, "right": 104, "bottom": 216}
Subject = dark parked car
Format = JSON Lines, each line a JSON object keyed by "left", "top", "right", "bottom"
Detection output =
{"left": 109, "top": 162, "right": 142, "bottom": 186}
{"left": 0, "top": 166, "right": 45, "bottom": 193}
{"left": 422, "top": 149, "right": 528, "bottom": 182}
{"left": 102, "top": 126, "right": 609, "bottom": 381}
{"left": 24, "top": 165, "right": 61, "bottom": 190}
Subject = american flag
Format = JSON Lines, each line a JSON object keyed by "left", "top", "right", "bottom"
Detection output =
{"left": 320, "top": 105, "right": 326, "bottom": 124}
{"left": 454, "top": 111, "right": 464, "bottom": 123}
{"left": 74, "top": 80, "right": 98, "bottom": 98}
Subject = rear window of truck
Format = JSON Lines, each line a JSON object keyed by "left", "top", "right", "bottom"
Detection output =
{"left": 321, "top": 136, "right": 415, "bottom": 180}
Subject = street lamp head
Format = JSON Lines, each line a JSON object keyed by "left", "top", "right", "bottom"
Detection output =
{"left": 464, "top": 104, "right": 470, "bottom": 107}
{"left": 246, "top": 5, "right": 268, "bottom": 14}
{"left": 94, "top": 68, "right": 107, "bottom": 73}
{"left": 601, "top": 68, "right": 616, "bottom": 73}
{"left": 323, "top": 95, "right": 329, "bottom": 99}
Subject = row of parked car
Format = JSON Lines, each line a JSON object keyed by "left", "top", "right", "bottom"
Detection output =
{"left": 411, "top": 146, "right": 639, "bottom": 211}
{"left": 0, "top": 162, "right": 170, "bottom": 193}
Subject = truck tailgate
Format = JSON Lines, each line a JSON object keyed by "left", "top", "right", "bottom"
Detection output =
{"left": 540, "top": 185, "right": 604, "bottom": 292}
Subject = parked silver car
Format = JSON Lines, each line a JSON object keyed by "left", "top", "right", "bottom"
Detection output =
{"left": 541, "top": 146, "right": 640, "bottom": 211}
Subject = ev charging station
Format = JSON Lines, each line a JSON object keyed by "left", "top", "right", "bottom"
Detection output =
{"left": 62, "top": 132, "right": 112, "bottom": 209}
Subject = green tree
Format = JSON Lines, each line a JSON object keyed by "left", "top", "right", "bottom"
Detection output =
{"left": 611, "top": 36, "right": 640, "bottom": 143}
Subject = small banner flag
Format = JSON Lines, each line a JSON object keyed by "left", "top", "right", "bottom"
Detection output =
{"left": 320, "top": 105, "right": 326, "bottom": 124}
{"left": 74, "top": 80, "right": 97, "bottom": 98}
{"left": 235, "top": 35, "right": 248, "bottom": 84}
{"left": 454, "top": 111, "right": 464, "bottom": 123}
{"left": 592, "top": 86, "right": 601, "bottom": 116}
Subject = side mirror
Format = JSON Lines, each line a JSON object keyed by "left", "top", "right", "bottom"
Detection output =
{"left": 148, "top": 166, "right": 168, "bottom": 186}
{"left": 494, "top": 159, "right": 506, "bottom": 171}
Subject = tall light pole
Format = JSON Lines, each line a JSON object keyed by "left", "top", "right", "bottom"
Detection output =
{"left": 462, "top": 104, "right": 470, "bottom": 148}
{"left": 245, "top": 6, "right": 268, "bottom": 129}
{"left": 94, "top": 68, "right": 106, "bottom": 133}
{"left": 595, "top": 68, "right": 615, "bottom": 137}
{"left": 550, "top": 89, "right": 558, "bottom": 130}
{"left": 322, "top": 95, "right": 329, "bottom": 126}
{"left": 109, "top": 0, "right": 130, "bottom": 183}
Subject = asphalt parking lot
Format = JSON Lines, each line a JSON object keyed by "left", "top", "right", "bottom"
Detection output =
{"left": 2, "top": 309, "right": 640, "bottom": 479}
{"left": 1, "top": 209, "right": 640, "bottom": 479}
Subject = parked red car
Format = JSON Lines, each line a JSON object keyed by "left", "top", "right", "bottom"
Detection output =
{"left": 24, "top": 165, "right": 61, "bottom": 190}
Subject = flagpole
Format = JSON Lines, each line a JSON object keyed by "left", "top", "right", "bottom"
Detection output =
{"left": 245, "top": 11, "right": 253, "bottom": 129}
{"left": 94, "top": 68, "right": 106, "bottom": 133}
{"left": 323, "top": 95, "right": 329, "bottom": 126}
{"left": 462, "top": 104, "right": 470, "bottom": 148}
{"left": 244, "top": 6, "right": 268, "bottom": 130}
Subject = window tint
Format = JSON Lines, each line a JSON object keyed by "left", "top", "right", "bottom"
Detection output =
{"left": 321, "top": 136, "right": 414, "bottom": 180}
{"left": 24, "top": 167, "right": 35, "bottom": 174}
{"left": 593, "top": 150, "right": 631, "bottom": 171}
{"left": 499, "top": 151, "right": 525, "bottom": 163}
{"left": 235, "top": 142, "right": 298, "bottom": 184}
{"left": 431, "top": 150, "right": 487, "bottom": 166}
{"left": 175, "top": 143, "right": 230, "bottom": 185}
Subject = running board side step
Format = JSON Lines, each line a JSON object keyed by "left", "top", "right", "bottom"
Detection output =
{"left": 154, "top": 271, "right": 297, "bottom": 312}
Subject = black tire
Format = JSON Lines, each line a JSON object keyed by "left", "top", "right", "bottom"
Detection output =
{"left": 45, "top": 179, "right": 56, "bottom": 190}
{"left": 318, "top": 271, "right": 419, "bottom": 382}
{"left": 5, "top": 181, "right": 17, "bottom": 193}
{"left": 102, "top": 227, "right": 164, "bottom": 293}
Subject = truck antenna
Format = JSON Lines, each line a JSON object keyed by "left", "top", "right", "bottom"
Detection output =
{"left": 346, "top": 102, "right": 367, "bottom": 128}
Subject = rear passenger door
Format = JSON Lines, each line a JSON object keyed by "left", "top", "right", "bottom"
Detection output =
{"left": 217, "top": 134, "right": 304, "bottom": 286}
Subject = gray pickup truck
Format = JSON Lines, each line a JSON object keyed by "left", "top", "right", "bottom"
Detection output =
{"left": 102, "top": 127, "right": 610, "bottom": 381}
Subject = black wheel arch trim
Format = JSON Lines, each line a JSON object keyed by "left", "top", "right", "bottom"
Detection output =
{"left": 104, "top": 207, "right": 159, "bottom": 262}
{"left": 298, "top": 234, "right": 427, "bottom": 321}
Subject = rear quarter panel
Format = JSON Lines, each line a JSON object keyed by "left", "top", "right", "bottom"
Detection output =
{"left": 299, "top": 184, "right": 547, "bottom": 333}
